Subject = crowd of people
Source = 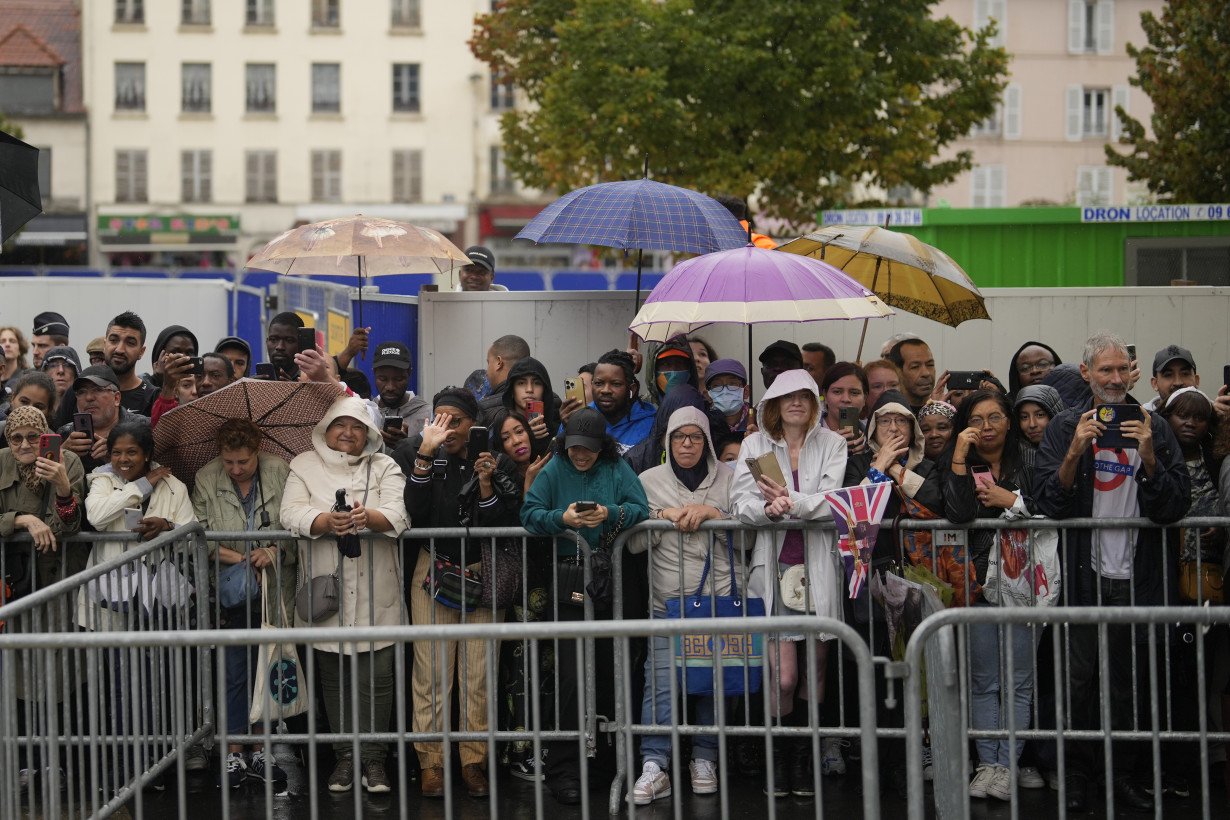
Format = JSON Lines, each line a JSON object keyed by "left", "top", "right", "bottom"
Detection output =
{"left": 1, "top": 254, "right": 1228, "bottom": 811}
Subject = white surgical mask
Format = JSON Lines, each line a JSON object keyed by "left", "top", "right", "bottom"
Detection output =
{"left": 709, "top": 386, "right": 745, "bottom": 415}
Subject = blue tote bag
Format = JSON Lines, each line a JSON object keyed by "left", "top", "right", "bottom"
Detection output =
{"left": 664, "top": 534, "right": 764, "bottom": 696}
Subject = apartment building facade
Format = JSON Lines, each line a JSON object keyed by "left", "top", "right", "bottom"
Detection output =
{"left": 80, "top": 0, "right": 522, "bottom": 267}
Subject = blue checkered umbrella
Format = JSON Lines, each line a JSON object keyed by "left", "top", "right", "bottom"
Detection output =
{"left": 515, "top": 178, "right": 749, "bottom": 308}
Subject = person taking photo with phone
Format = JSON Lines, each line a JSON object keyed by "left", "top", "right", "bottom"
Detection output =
{"left": 1032, "top": 331, "right": 1189, "bottom": 813}
{"left": 57, "top": 365, "right": 148, "bottom": 475}
{"left": 397, "top": 387, "right": 499, "bottom": 801}
{"left": 498, "top": 356, "right": 560, "bottom": 444}
{"left": 819, "top": 362, "right": 868, "bottom": 455}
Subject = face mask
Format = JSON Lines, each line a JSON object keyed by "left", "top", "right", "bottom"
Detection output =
{"left": 656, "top": 369, "right": 690, "bottom": 396}
{"left": 709, "top": 386, "right": 745, "bottom": 415}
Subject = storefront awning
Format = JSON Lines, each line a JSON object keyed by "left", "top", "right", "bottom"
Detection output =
{"left": 12, "top": 213, "right": 87, "bottom": 246}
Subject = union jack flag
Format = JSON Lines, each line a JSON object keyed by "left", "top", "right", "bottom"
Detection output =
{"left": 827, "top": 483, "right": 893, "bottom": 599}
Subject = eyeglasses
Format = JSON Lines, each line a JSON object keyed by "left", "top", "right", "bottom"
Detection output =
{"left": 670, "top": 432, "right": 705, "bottom": 445}
{"left": 967, "top": 413, "right": 1007, "bottom": 428}
{"left": 1016, "top": 360, "right": 1055, "bottom": 374}
{"left": 6, "top": 432, "right": 41, "bottom": 446}
{"left": 878, "top": 415, "right": 912, "bottom": 429}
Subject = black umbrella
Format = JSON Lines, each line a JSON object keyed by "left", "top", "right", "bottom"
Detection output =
{"left": 0, "top": 130, "right": 42, "bottom": 244}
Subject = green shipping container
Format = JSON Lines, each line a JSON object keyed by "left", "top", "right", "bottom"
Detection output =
{"left": 829, "top": 206, "right": 1230, "bottom": 288}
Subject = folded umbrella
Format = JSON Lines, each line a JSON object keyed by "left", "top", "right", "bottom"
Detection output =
{"left": 153, "top": 378, "right": 344, "bottom": 486}
{"left": 0, "top": 130, "right": 42, "bottom": 245}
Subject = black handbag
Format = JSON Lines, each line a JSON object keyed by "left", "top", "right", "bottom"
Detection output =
{"left": 481, "top": 539, "right": 522, "bottom": 608}
{"left": 555, "top": 505, "right": 624, "bottom": 609}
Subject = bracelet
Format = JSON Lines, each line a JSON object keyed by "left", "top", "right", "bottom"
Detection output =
{"left": 951, "top": 461, "right": 966, "bottom": 466}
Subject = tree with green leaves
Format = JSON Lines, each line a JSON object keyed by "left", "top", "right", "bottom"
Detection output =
{"left": 0, "top": 110, "right": 23, "bottom": 140}
{"left": 471, "top": 0, "right": 1008, "bottom": 226}
{"left": 1105, "top": 0, "right": 1230, "bottom": 203}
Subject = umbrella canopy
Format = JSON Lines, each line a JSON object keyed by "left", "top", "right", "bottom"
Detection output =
{"left": 629, "top": 244, "right": 892, "bottom": 343}
{"left": 0, "top": 130, "right": 42, "bottom": 244}
{"left": 516, "top": 178, "right": 748, "bottom": 255}
{"left": 777, "top": 225, "right": 989, "bottom": 328}
{"left": 154, "top": 378, "right": 344, "bottom": 485}
{"left": 246, "top": 215, "right": 469, "bottom": 277}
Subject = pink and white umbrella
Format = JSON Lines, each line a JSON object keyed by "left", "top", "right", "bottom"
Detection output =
{"left": 629, "top": 244, "right": 893, "bottom": 343}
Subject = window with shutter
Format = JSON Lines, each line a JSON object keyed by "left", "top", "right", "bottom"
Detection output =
{"left": 392, "top": 150, "right": 423, "bottom": 203}
{"left": 1082, "top": 87, "right": 1109, "bottom": 137}
{"left": 490, "top": 146, "right": 514, "bottom": 195}
{"left": 1111, "top": 84, "right": 1129, "bottom": 140}
{"left": 1067, "top": 0, "right": 1085, "bottom": 53}
{"left": 1065, "top": 85, "right": 1083, "bottom": 141}
{"left": 311, "top": 150, "right": 341, "bottom": 202}
{"left": 1076, "top": 165, "right": 1112, "bottom": 206}
{"left": 116, "top": 149, "right": 147, "bottom": 203}
{"left": 392, "top": 64, "right": 420, "bottom": 113}
{"left": 971, "top": 165, "right": 1005, "bottom": 207}
{"left": 246, "top": 150, "right": 277, "bottom": 203}
{"left": 246, "top": 64, "right": 276, "bottom": 113}
{"left": 181, "top": 150, "right": 212, "bottom": 203}
{"left": 181, "top": 0, "right": 210, "bottom": 25}
{"left": 1095, "top": 0, "right": 1114, "bottom": 54}
{"left": 312, "top": 64, "right": 340, "bottom": 112}
{"left": 1003, "top": 83, "right": 1022, "bottom": 139}
{"left": 246, "top": 0, "right": 274, "bottom": 26}
{"left": 114, "top": 62, "right": 145, "bottom": 111}
{"left": 313, "top": 0, "right": 339, "bottom": 27}
{"left": 391, "top": 0, "right": 420, "bottom": 27}
{"left": 115, "top": 0, "right": 144, "bottom": 24}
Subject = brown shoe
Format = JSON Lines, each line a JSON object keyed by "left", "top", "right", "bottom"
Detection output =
{"left": 461, "top": 763, "right": 489, "bottom": 798}
{"left": 420, "top": 766, "right": 444, "bottom": 798}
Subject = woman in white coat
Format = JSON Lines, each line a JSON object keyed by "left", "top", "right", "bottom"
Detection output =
{"left": 281, "top": 395, "right": 409, "bottom": 795}
{"left": 730, "top": 369, "right": 847, "bottom": 797}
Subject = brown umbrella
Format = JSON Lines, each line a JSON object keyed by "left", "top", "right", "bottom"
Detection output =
{"left": 154, "top": 378, "right": 344, "bottom": 485}
{"left": 245, "top": 215, "right": 470, "bottom": 325}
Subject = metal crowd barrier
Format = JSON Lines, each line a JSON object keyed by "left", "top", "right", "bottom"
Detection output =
{"left": 1, "top": 516, "right": 1228, "bottom": 819}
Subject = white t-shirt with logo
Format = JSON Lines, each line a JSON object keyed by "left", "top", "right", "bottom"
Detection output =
{"left": 1090, "top": 444, "right": 1141, "bottom": 579}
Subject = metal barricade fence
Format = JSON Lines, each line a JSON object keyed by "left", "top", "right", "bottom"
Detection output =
{"left": 3, "top": 516, "right": 1229, "bottom": 819}
{"left": 896, "top": 516, "right": 1230, "bottom": 820}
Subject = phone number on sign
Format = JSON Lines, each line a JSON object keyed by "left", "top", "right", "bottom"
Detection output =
{"left": 1081, "top": 204, "right": 1230, "bottom": 223}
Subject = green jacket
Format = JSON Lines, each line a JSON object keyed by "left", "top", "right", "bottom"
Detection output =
{"left": 191, "top": 453, "right": 295, "bottom": 625}
{"left": 0, "top": 448, "right": 87, "bottom": 589}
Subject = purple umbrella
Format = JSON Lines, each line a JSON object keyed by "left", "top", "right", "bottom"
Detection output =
{"left": 628, "top": 244, "right": 893, "bottom": 343}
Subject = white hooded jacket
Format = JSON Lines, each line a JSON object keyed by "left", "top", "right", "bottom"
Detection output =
{"left": 629, "top": 406, "right": 737, "bottom": 612}
{"left": 730, "top": 370, "right": 847, "bottom": 632}
{"left": 282, "top": 395, "right": 410, "bottom": 652}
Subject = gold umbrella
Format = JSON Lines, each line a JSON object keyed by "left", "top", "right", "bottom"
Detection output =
{"left": 777, "top": 225, "right": 990, "bottom": 360}
{"left": 246, "top": 215, "right": 470, "bottom": 325}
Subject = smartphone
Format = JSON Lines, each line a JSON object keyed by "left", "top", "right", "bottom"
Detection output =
{"left": 123, "top": 508, "right": 143, "bottom": 530}
{"left": 838, "top": 405, "right": 860, "bottom": 430}
{"left": 72, "top": 412, "right": 94, "bottom": 440}
{"left": 948, "top": 370, "right": 983, "bottom": 391}
{"left": 254, "top": 362, "right": 277, "bottom": 380}
{"left": 38, "top": 433, "right": 61, "bottom": 462}
{"left": 575, "top": 501, "right": 597, "bottom": 513}
{"left": 466, "top": 426, "right": 489, "bottom": 460}
{"left": 971, "top": 464, "right": 995, "bottom": 490}
{"left": 747, "top": 406, "right": 756, "bottom": 427}
{"left": 382, "top": 416, "right": 404, "bottom": 432}
{"left": 1096, "top": 403, "right": 1144, "bottom": 449}
{"left": 563, "top": 377, "right": 586, "bottom": 405}
{"left": 1127, "top": 344, "right": 1137, "bottom": 362}
{"left": 745, "top": 452, "right": 786, "bottom": 487}
{"left": 525, "top": 399, "right": 544, "bottom": 421}
{"left": 296, "top": 326, "right": 318, "bottom": 354}
{"left": 189, "top": 356, "right": 205, "bottom": 377}
{"left": 1223, "top": 364, "right": 1229, "bottom": 389}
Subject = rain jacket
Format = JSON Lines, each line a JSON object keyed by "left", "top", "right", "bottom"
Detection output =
{"left": 78, "top": 462, "right": 196, "bottom": 631}
{"left": 1007, "top": 340, "right": 1063, "bottom": 397}
{"left": 644, "top": 337, "right": 701, "bottom": 406}
{"left": 595, "top": 397, "right": 657, "bottom": 453}
{"left": 191, "top": 452, "right": 295, "bottom": 624}
{"left": 842, "top": 391, "right": 942, "bottom": 563}
{"left": 521, "top": 448, "right": 649, "bottom": 558}
{"left": 730, "top": 369, "right": 848, "bottom": 630}
{"left": 282, "top": 395, "right": 410, "bottom": 652}
{"left": 628, "top": 406, "right": 736, "bottom": 613}
{"left": 1040, "top": 363, "right": 1092, "bottom": 410}
{"left": 1032, "top": 398, "right": 1190, "bottom": 606}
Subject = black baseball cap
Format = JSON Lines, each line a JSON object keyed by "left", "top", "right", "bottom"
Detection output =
{"left": 564, "top": 407, "right": 606, "bottom": 452}
{"left": 73, "top": 364, "right": 120, "bottom": 391}
{"left": 1152, "top": 344, "right": 1196, "bottom": 375}
{"left": 32, "top": 311, "right": 69, "bottom": 337}
{"left": 40, "top": 346, "right": 81, "bottom": 373}
{"left": 464, "top": 245, "right": 496, "bottom": 274}
{"left": 215, "top": 336, "right": 252, "bottom": 359}
{"left": 373, "top": 341, "right": 411, "bottom": 370}
{"left": 758, "top": 339, "right": 803, "bottom": 365}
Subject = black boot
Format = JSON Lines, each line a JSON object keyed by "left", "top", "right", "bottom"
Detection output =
{"left": 790, "top": 741, "right": 815, "bottom": 798}
{"left": 763, "top": 747, "right": 790, "bottom": 797}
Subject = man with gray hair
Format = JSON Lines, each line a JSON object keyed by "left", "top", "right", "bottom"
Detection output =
{"left": 1032, "top": 330, "right": 1190, "bottom": 812}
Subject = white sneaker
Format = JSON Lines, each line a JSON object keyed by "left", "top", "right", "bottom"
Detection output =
{"left": 632, "top": 761, "right": 671, "bottom": 805}
{"left": 689, "top": 758, "right": 717, "bottom": 795}
{"left": 987, "top": 765, "right": 1012, "bottom": 801}
{"left": 821, "top": 738, "right": 846, "bottom": 776}
{"left": 1018, "top": 765, "right": 1044, "bottom": 789}
{"left": 921, "top": 741, "right": 934, "bottom": 782}
{"left": 969, "top": 763, "right": 997, "bottom": 799}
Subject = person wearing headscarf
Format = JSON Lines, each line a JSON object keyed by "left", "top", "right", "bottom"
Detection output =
{"left": 917, "top": 400, "right": 957, "bottom": 462}
{"left": 1013, "top": 384, "right": 1066, "bottom": 478}
{"left": 626, "top": 406, "right": 734, "bottom": 805}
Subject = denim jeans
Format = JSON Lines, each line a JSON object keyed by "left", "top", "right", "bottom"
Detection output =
{"left": 968, "top": 603, "right": 1040, "bottom": 768}
{"left": 222, "top": 603, "right": 260, "bottom": 735}
{"left": 640, "top": 625, "right": 718, "bottom": 769}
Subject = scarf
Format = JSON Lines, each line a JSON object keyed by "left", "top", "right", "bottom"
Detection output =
{"left": 6, "top": 406, "right": 50, "bottom": 494}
